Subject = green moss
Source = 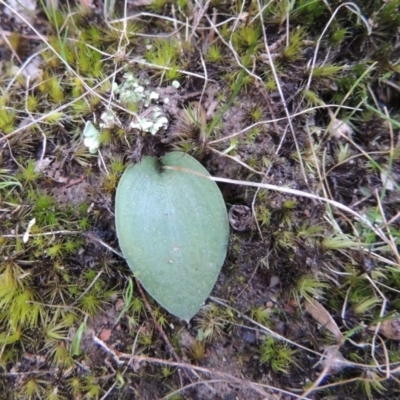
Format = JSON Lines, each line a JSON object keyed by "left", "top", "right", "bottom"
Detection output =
{"left": 260, "top": 336, "right": 298, "bottom": 373}
{"left": 292, "top": 0, "right": 326, "bottom": 26}
{"left": 0, "top": 108, "right": 15, "bottom": 133}
{"left": 147, "top": 0, "right": 168, "bottom": 13}
{"left": 232, "top": 23, "right": 262, "bottom": 53}
{"left": 330, "top": 25, "right": 349, "bottom": 47}
{"left": 145, "top": 38, "right": 184, "bottom": 82}
{"left": 282, "top": 27, "right": 307, "bottom": 61}
{"left": 206, "top": 44, "right": 224, "bottom": 63}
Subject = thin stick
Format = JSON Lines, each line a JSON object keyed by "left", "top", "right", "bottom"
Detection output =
{"left": 163, "top": 165, "right": 392, "bottom": 249}
{"left": 121, "top": 355, "right": 276, "bottom": 399}
{"left": 257, "top": 0, "right": 307, "bottom": 183}
{"left": 207, "top": 104, "right": 362, "bottom": 145}
{"left": 136, "top": 281, "right": 180, "bottom": 362}
{"left": 135, "top": 280, "right": 215, "bottom": 394}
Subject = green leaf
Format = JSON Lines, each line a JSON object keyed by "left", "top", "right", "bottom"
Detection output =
{"left": 115, "top": 152, "right": 229, "bottom": 321}
{"left": 71, "top": 320, "right": 87, "bottom": 356}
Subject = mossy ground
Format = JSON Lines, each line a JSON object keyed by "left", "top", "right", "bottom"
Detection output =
{"left": 1, "top": 0, "right": 400, "bottom": 399}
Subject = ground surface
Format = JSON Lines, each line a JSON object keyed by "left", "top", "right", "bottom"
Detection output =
{"left": 1, "top": 0, "right": 400, "bottom": 399}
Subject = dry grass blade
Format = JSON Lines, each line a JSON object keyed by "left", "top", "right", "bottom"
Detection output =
{"left": 164, "top": 165, "right": 396, "bottom": 257}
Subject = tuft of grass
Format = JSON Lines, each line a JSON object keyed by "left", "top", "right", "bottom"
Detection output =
{"left": 195, "top": 304, "right": 226, "bottom": 342}
{"left": 0, "top": 169, "right": 21, "bottom": 189}
{"left": 102, "top": 157, "right": 125, "bottom": 193}
{"left": 310, "top": 64, "right": 344, "bottom": 78}
{"left": 250, "top": 306, "right": 272, "bottom": 327}
{"left": 188, "top": 339, "right": 206, "bottom": 362}
{"left": 322, "top": 234, "right": 360, "bottom": 250}
{"left": 171, "top": 102, "right": 207, "bottom": 153}
{"left": 359, "top": 370, "right": 387, "bottom": 400}
{"left": 292, "top": 274, "right": 330, "bottom": 305}
{"left": 352, "top": 296, "right": 382, "bottom": 315}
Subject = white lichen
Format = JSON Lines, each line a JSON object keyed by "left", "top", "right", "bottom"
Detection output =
{"left": 99, "top": 110, "right": 118, "bottom": 129}
{"left": 85, "top": 73, "right": 174, "bottom": 143}
{"left": 83, "top": 121, "right": 100, "bottom": 154}
{"left": 130, "top": 107, "right": 169, "bottom": 135}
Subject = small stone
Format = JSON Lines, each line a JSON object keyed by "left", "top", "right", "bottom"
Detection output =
{"left": 242, "top": 329, "right": 257, "bottom": 345}
{"left": 329, "top": 118, "right": 353, "bottom": 139}
{"left": 171, "top": 80, "right": 180, "bottom": 88}
{"left": 266, "top": 301, "right": 274, "bottom": 309}
{"left": 149, "top": 91, "right": 159, "bottom": 101}
{"left": 115, "top": 298, "right": 125, "bottom": 313}
{"left": 99, "top": 328, "right": 112, "bottom": 342}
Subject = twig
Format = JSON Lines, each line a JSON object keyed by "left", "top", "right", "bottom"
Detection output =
{"left": 257, "top": 0, "right": 308, "bottom": 183}
{"left": 208, "top": 104, "right": 362, "bottom": 145}
{"left": 136, "top": 280, "right": 180, "bottom": 362}
{"left": 135, "top": 280, "right": 215, "bottom": 394}
{"left": 121, "top": 354, "right": 275, "bottom": 399}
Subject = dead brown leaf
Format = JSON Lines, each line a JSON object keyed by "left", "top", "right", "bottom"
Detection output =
{"left": 370, "top": 318, "right": 400, "bottom": 340}
{"left": 304, "top": 298, "right": 343, "bottom": 341}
